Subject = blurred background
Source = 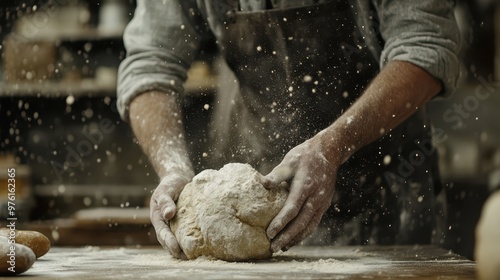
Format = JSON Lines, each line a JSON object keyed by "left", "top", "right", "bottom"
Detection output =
{"left": 0, "top": 0, "right": 498, "bottom": 259}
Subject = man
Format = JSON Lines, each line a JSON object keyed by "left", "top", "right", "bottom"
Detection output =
{"left": 118, "top": 0, "right": 460, "bottom": 258}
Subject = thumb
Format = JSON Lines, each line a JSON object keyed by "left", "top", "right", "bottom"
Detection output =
{"left": 157, "top": 195, "right": 177, "bottom": 220}
{"left": 263, "top": 165, "right": 294, "bottom": 189}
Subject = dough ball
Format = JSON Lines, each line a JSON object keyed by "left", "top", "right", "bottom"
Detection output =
{"left": 0, "top": 236, "right": 36, "bottom": 275}
{"left": 171, "top": 163, "right": 288, "bottom": 261}
{"left": 475, "top": 191, "right": 500, "bottom": 280}
{"left": 0, "top": 229, "right": 51, "bottom": 258}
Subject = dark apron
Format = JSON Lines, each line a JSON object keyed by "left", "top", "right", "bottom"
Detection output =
{"left": 207, "top": 0, "right": 444, "bottom": 245}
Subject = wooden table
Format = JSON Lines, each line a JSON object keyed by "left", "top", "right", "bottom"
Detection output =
{"left": 22, "top": 246, "right": 476, "bottom": 279}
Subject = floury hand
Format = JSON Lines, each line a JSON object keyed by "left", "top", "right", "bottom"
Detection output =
{"left": 262, "top": 138, "right": 339, "bottom": 252}
{"left": 150, "top": 174, "right": 191, "bottom": 259}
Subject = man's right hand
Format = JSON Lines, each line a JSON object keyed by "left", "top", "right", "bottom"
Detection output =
{"left": 150, "top": 174, "right": 191, "bottom": 259}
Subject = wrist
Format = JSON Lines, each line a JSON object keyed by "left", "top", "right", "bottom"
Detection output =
{"left": 159, "top": 169, "right": 194, "bottom": 185}
{"left": 314, "top": 124, "right": 355, "bottom": 166}
{"left": 158, "top": 163, "right": 195, "bottom": 183}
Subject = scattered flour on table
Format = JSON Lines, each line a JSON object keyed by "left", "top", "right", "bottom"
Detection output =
{"left": 129, "top": 251, "right": 389, "bottom": 275}
{"left": 170, "top": 163, "right": 288, "bottom": 261}
{"left": 27, "top": 247, "right": 392, "bottom": 279}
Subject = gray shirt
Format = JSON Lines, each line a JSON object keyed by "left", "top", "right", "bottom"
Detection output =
{"left": 117, "top": 0, "right": 460, "bottom": 121}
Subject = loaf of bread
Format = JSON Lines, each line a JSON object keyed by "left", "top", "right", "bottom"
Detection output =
{"left": 475, "top": 191, "right": 500, "bottom": 280}
{"left": 0, "top": 229, "right": 50, "bottom": 258}
{"left": 0, "top": 236, "right": 36, "bottom": 275}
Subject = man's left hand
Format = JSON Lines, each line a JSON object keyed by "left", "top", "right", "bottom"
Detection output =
{"left": 262, "top": 138, "right": 339, "bottom": 252}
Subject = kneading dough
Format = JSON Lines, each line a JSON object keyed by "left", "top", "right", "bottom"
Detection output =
{"left": 475, "top": 191, "right": 500, "bottom": 280}
{"left": 171, "top": 163, "right": 288, "bottom": 261}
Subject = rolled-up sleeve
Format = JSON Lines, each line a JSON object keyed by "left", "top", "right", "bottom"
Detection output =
{"left": 117, "top": 0, "right": 205, "bottom": 121}
{"left": 373, "top": 0, "right": 460, "bottom": 97}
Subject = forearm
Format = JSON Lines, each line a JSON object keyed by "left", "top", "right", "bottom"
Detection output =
{"left": 129, "top": 91, "right": 194, "bottom": 180}
{"left": 318, "top": 60, "right": 441, "bottom": 165}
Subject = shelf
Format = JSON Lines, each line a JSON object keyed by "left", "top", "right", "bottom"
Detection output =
{"left": 9, "top": 29, "right": 124, "bottom": 43}
{"left": 0, "top": 80, "right": 116, "bottom": 98}
{"left": 0, "top": 77, "right": 217, "bottom": 98}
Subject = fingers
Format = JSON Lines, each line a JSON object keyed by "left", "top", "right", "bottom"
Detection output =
{"left": 283, "top": 210, "right": 323, "bottom": 251}
{"left": 150, "top": 202, "right": 184, "bottom": 259}
{"left": 269, "top": 198, "right": 316, "bottom": 252}
{"left": 157, "top": 194, "right": 176, "bottom": 220}
{"left": 259, "top": 173, "right": 289, "bottom": 191}
{"left": 267, "top": 202, "right": 302, "bottom": 241}
{"left": 150, "top": 177, "right": 189, "bottom": 260}
{"left": 159, "top": 226, "right": 185, "bottom": 260}
{"left": 263, "top": 164, "right": 295, "bottom": 189}
{"left": 155, "top": 175, "right": 189, "bottom": 220}
{"left": 266, "top": 173, "right": 310, "bottom": 240}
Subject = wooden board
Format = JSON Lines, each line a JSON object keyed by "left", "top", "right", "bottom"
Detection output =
{"left": 23, "top": 219, "right": 158, "bottom": 246}
{"left": 72, "top": 207, "right": 151, "bottom": 226}
{"left": 21, "top": 246, "right": 476, "bottom": 279}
